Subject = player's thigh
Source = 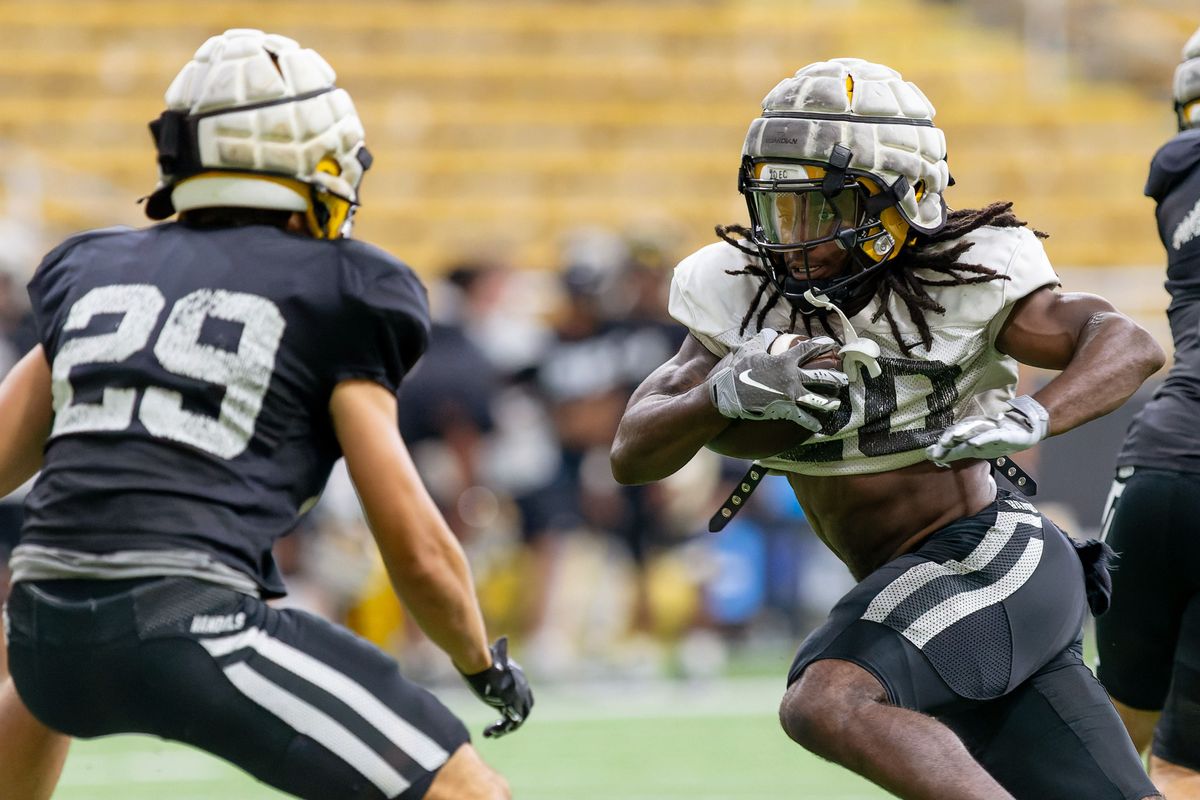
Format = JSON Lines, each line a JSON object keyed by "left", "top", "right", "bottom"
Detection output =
{"left": 1096, "top": 467, "right": 1195, "bottom": 710}
{"left": 949, "top": 658, "right": 1158, "bottom": 800}
{"left": 137, "top": 589, "right": 472, "bottom": 800}
{"left": 787, "top": 496, "right": 1086, "bottom": 712}
{"left": 11, "top": 578, "right": 472, "bottom": 800}
{"left": 1153, "top": 593, "right": 1200, "bottom": 774}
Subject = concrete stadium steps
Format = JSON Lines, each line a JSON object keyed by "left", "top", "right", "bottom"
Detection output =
{"left": 0, "top": 0, "right": 1176, "bottom": 273}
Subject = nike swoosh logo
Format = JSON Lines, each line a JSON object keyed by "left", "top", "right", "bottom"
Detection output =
{"left": 738, "top": 369, "right": 785, "bottom": 395}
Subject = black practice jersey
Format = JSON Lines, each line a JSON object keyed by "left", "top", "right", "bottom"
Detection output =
{"left": 1119, "top": 129, "right": 1200, "bottom": 473}
{"left": 21, "top": 222, "right": 430, "bottom": 596}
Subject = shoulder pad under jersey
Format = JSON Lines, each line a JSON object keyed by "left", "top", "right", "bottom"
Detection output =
{"left": 910, "top": 222, "right": 1059, "bottom": 344}
{"left": 27, "top": 226, "right": 134, "bottom": 354}
{"left": 334, "top": 238, "right": 432, "bottom": 383}
{"left": 1147, "top": 129, "right": 1200, "bottom": 202}
{"left": 668, "top": 241, "right": 762, "bottom": 357}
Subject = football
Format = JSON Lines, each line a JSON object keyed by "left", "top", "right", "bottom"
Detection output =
{"left": 768, "top": 332, "right": 842, "bottom": 370}
{"left": 705, "top": 333, "right": 843, "bottom": 460}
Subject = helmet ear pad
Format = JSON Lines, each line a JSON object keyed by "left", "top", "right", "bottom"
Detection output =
{"left": 303, "top": 157, "right": 356, "bottom": 239}
{"left": 856, "top": 179, "right": 912, "bottom": 263}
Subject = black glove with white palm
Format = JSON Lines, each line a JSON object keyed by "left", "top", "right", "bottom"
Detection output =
{"left": 460, "top": 636, "right": 534, "bottom": 738}
{"left": 926, "top": 395, "right": 1050, "bottom": 466}
{"left": 705, "top": 329, "right": 848, "bottom": 431}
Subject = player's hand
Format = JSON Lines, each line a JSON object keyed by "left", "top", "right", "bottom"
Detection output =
{"left": 926, "top": 395, "right": 1049, "bottom": 466}
{"left": 705, "top": 329, "right": 848, "bottom": 431}
{"left": 461, "top": 637, "right": 534, "bottom": 738}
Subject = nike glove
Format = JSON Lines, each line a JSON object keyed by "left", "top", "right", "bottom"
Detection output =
{"left": 705, "top": 329, "right": 848, "bottom": 431}
{"left": 461, "top": 637, "right": 534, "bottom": 738}
{"left": 926, "top": 395, "right": 1050, "bottom": 466}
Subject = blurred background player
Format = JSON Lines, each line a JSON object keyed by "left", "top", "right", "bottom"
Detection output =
{"left": 611, "top": 58, "right": 1164, "bottom": 799}
{"left": 0, "top": 29, "right": 531, "bottom": 800}
{"left": 1097, "top": 25, "right": 1200, "bottom": 800}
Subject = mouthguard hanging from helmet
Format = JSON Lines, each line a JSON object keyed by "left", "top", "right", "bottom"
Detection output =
{"left": 144, "top": 28, "right": 372, "bottom": 239}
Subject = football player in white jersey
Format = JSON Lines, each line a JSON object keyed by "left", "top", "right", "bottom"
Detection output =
{"left": 612, "top": 58, "right": 1165, "bottom": 800}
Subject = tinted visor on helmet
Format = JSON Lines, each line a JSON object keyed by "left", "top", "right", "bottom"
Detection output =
{"left": 746, "top": 163, "right": 863, "bottom": 249}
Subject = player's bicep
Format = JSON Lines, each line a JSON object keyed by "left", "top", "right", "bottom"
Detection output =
{"left": 0, "top": 346, "right": 54, "bottom": 497}
{"left": 627, "top": 333, "right": 720, "bottom": 408}
{"left": 995, "top": 288, "right": 1118, "bottom": 370}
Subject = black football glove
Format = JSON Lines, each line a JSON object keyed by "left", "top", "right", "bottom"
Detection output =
{"left": 461, "top": 636, "right": 533, "bottom": 738}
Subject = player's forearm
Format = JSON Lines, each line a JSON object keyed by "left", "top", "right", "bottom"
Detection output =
{"left": 376, "top": 520, "right": 492, "bottom": 675}
{"left": 0, "top": 347, "right": 53, "bottom": 498}
{"left": 330, "top": 380, "right": 493, "bottom": 673}
{"left": 610, "top": 384, "right": 729, "bottom": 484}
{"left": 1033, "top": 312, "right": 1165, "bottom": 435}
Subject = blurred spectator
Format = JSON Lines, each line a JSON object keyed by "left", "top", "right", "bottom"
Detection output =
{"left": 514, "top": 231, "right": 692, "bottom": 673}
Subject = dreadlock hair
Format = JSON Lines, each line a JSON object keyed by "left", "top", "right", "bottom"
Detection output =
{"left": 719, "top": 201, "right": 1047, "bottom": 357}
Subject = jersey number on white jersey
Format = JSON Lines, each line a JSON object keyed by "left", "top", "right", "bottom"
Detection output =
{"left": 783, "top": 356, "right": 962, "bottom": 462}
{"left": 50, "top": 284, "right": 286, "bottom": 460}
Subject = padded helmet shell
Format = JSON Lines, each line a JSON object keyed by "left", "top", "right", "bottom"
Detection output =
{"left": 742, "top": 58, "right": 948, "bottom": 234}
{"left": 146, "top": 29, "right": 367, "bottom": 225}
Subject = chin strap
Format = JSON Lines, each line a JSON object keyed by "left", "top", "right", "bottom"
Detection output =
{"left": 802, "top": 289, "right": 882, "bottom": 381}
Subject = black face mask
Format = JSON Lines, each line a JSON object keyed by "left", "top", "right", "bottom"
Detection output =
{"left": 740, "top": 150, "right": 907, "bottom": 317}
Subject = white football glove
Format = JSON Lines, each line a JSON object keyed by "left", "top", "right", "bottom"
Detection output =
{"left": 705, "top": 329, "right": 848, "bottom": 432}
{"left": 926, "top": 395, "right": 1050, "bottom": 466}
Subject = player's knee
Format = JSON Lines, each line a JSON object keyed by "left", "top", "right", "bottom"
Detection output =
{"left": 779, "top": 660, "right": 887, "bottom": 755}
{"left": 425, "top": 744, "right": 510, "bottom": 800}
{"left": 476, "top": 767, "right": 511, "bottom": 800}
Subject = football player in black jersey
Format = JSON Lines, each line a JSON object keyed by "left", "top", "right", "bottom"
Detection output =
{"left": 0, "top": 29, "right": 530, "bottom": 800}
{"left": 1097, "top": 27, "right": 1200, "bottom": 800}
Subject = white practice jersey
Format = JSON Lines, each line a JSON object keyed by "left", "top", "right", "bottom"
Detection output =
{"left": 669, "top": 225, "right": 1059, "bottom": 476}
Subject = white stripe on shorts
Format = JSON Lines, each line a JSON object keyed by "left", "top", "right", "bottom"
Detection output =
{"left": 902, "top": 535, "right": 1043, "bottom": 647}
{"left": 222, "top": 661, "right": 411, "bottom": 797}
{"left": 201, "top": 627, "right": 450, "bottom": 771}
{"left": 862, "top": 510, "right": 1042, "bottom": 625}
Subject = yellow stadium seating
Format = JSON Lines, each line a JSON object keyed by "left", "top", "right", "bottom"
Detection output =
{"left": 0, "top": 0, "right": 1183, "bottom": 279}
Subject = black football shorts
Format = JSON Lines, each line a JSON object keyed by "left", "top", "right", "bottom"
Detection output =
{"left": 5, "top": 577, "right": 470, "bottom": 800}
{"left": 787, "top": 491, "right": 1157, "bottom": 800}
{"left": 1097, "top": 466, "right": 1200, "bottom": 772}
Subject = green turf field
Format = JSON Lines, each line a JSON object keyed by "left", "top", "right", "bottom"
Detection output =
{"left": 53, "top": 677, "right": 891, "bottom": 799}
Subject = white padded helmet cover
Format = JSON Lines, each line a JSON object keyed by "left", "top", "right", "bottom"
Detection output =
{"left": 160, "top": 28, "right": 366, "bottom": 203}
{"left": 1175, "top": 27, "right": 1200, "bottom": 129}
{"left": 743, "top": 58, "right": 949, "bottom": 232}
